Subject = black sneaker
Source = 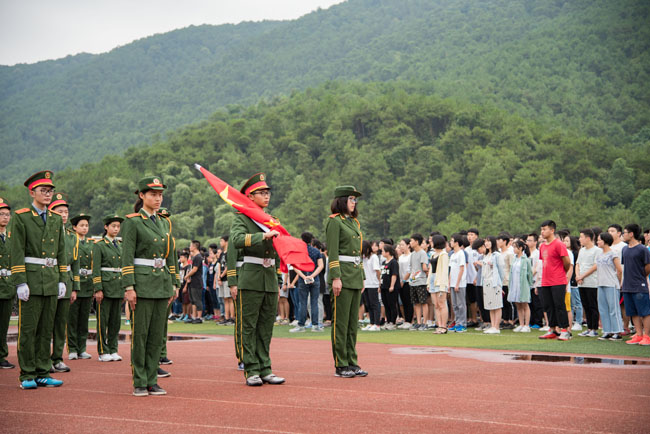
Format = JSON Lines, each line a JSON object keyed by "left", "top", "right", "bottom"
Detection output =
{"left": 159, "top": 357, "right": 173, "bottom": 365}
{"left": 334, "top": 367, "right": 355, "bottom": 378}
{"left": 191, "top": 318, "right": 203, "bottom": 324}
{"left": 349, "top": 366, "right": 368, "bottom": 377}
{"left": 0, "top": 360, "right": 15, "bottom": 369}
{"left": 133, "top": 387, "right": 148, "bottom": 397}
{"left": 609, "top": 333, "right": 622, "bottom": 341}
{"left": 157, "top": 367, "right": 171, "bottom": 378}
{"left": 598, "top": 333, "right": 613, "bottom": 341}
{"left": 147, "top": 384, "right": 167, "bottom": 395}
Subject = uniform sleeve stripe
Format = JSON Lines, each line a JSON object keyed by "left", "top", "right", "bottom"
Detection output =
{"left": 245, "top": 234, "right": 252, "bottom": 247}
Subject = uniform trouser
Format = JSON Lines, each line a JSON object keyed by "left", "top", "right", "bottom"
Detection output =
{"left": 51, "top": 297, "right": 70, "bottom": 364}
{"left": 68, "top": 296, "right": 92, "bottom": 353}
{"left": 579, "top": 287, "right": 599, "bottom": 330}
{"left": 131, "top": 298, "right": 167, "bottom": 388}
{"left": 234, "top": 291, "right": 243, "bottom": 363}
{"left": 451, "top": 287, "right": 467, "bottom": 327}
{"left": 18, "top": 295, "right": 56, "bottom": 381}
{"left": 97, "top": 297, "right": 122, "bottom": 355}
{"left": 160, "top": 302, "right": 172, "bottom": 359}
{"left": 542, "top": 285, "right": 569, "bottom": 329}
{"left": 0, "top": 298, "right": 12, "bottom": 363}
{"left": 331, "top": 287, "right": 361, "bottom": 368}
{"left": 240, "top": 289, "right": 277, "bottom": 378}
{"left": 398, "top": 283, "right": 413, "bottom": 323}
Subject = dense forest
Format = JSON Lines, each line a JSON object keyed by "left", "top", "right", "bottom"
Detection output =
{"left": 1, "top": 0, "right": 649, "bottom": 182}
{"left": 2, "top": 82, "right": 648, "bottom": 246}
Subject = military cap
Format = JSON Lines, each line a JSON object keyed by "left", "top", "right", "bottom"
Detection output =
{"left": 137, "top": 176, "right": 166, "bottom": 193}
{"left": 24, "top": 170, "right": 55, "bottom": 190}
{"left": 70, "top": 213, "right": 91, "bottom": 226}
{"left": 0, "top": 197, "right": 10, "bottom": 210}
{"left": 240, "top": 172, "right": 270, "bottom": 196}
{"left": 48, "top": 192, "right": 69, "bottom": 210}
{"left": 157, "top": 207, "right": 171, "bottom": 217}
{"left": 334, "top": 185, "right": 362, "bottom": 198}
{"left": 103, "top": 214, "right": 124, "bottom": 225}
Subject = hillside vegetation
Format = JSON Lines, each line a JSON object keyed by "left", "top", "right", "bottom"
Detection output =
{"left": 1, "top": 0, "right": 648, "bottom": 182}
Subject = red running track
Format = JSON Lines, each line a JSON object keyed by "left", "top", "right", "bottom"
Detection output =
{"left": 1, "top": 332, "right": 649, "bottom": 433}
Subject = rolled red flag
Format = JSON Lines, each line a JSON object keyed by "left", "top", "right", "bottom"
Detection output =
{"left": 194, "top": 164, "right": 315, "bottom": 273}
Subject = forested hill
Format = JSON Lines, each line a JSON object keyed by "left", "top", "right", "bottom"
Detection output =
{"left": 1, "top": 83, "right": 648, "bottom": 244}
{"left": 1, "top": 0, "right": 649, "bottom": 183}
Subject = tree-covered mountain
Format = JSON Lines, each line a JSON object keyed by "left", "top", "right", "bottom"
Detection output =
{"left": 2, "top": 82, "right": 648, "bottom": 245}
{"left": 1, "top": 0, "right": 648, "bottom": 182}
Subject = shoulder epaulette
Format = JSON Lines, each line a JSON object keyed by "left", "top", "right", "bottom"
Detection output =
{"left": 126, "top": 213, "right": 141, "bottom": 218}
{"left": 329, "top": 213, "right": 340, "bottom": 218}
{"left": 94, "top": 239, "right": 103, "bottom": 244}
{"left": 15, "top": 208, "right": 30, "bottom": 214}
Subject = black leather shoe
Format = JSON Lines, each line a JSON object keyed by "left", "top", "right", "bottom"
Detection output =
{"left": 147, "top": 384, "right": 167, "bottom": 395}
{"left": 133, "top": 387, "right": 148, "bottom": 397}
{"left": 159, "top": 357, "right": 173, "bottom": 365}
{"left": 1, "top": 360, "right": 16, "bottom": 369}
{"left": 349, "top": 366, "right": 368, "bottom": 377}
{"left": 334, "top": 367, "right": 355, "bottom": 378}
{"left": 157, "top": 367, "right": 171, "bottom": 378}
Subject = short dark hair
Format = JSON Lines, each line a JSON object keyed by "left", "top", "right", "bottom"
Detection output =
{"left": 557, "top": 230, "right": 569, "bottom": 240}
{"left": 540, "top": 220, "right": 556, "bottom": 230}
{"left": 430, "top": 231, "right": 440, "bottom": 238}
{"left": 608, "top": 224, "right": 622, "bottom": 233}
{"left": 220, "top": 234, "right": 229, "bottom": 242}
{"left": 462, "top": 235, "right": 470, "bottom": 248}
{"left": 450, "top": 233, "right": 462, "bottom": 245}
{"left": 496, "top": 233, "right": 510, "bottom": 243}
{"left": 331, "top": 196, "right": 358, "bottom": 218}
{"left": 580, "top": 228, "right": 595, "bottom": 242}
{"left": 624, "top": 223, "right": 642, "bottom": 241}
{"left": 382, "top": 244, "right": 396, "bottom": 258}
{"left": 458, "top": 230, "right": 468, "bottom": 236}
{"left": 527, "top": 233, "right": 539, "bottom": 242}
{"left": 410, "top": 233, "right": 423, "bottom": 244}
{"left": 432, "top": 235, "right": 446, "bottom": 250}
{"left": 598, "top": 232, "right": 613, "bottom": 246}
{"left": 471, "top": 238, "right": 484, "bottom": 250}
{"left": 180, "top": 251, "right": 189, "bottom": 258}
{"left": 560, "top": 228, "right": 571, "bottom": 235}
{"left": 467, "top": 228, "right": 479, "bottom": 236}
{"left": 210, "top": 247, "right": 219, "bottom": 255}
{"left": 191, "top": 240, "right": 201, "bottom": 250}
{"left": 380, "top": 238, "right": 393, "bottom": 245}
{"left": 301, "top": 232, "right": 314, "bottom": 244}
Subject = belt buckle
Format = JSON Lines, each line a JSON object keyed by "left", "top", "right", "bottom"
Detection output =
{"left": 45, "top": 258, "right": 55, "bottom": 268}
{"left": 262, "top": 258, "right": 272, "bottom": 268}
{"left": 0, "top": 269, "right": 6, "bottom": 277}
{"left": 353, "top": 257, "right": 361, "bottom": 266}
{"left": 153, "top": 258, "right": 164, "bottom": 269}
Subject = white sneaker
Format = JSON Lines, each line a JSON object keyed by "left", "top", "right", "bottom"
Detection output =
{"left": 68, "top": 352, "right": 78, "bottom": 360}
{"left": 385, "top": 323, "right": 396, "bottom": 330}
{"left": 397, "top": 322, "right": 411, "bottom": 330}
{"left": 289, "top": 320, "right": 299, "bottom": 326}
{"left": 520, "top": 325, "right": 531, "bottom": 333}
{"left": 571, "top": 322, "right": 583, "bottom": 331}
{"left": 513, "top": 325, "right": 523, "bottom": 332}
{"left": 361, "top": 324, "right": 372, "bottom": 331}
{"left": 110, "top": 353, "right": 122, "bottom": 361}
{"left": 484, "top": 327, "right": 501, "bottom": 334}
{"left": 368, "top": 325, "right": 380, "bottom": 331}
{"left": 98, "top": 354, "right": 113, "bottom": 362}
{"left": 540, "top": 326, "right": 550, "bottom": 332}
{"left": 79, "top": 352, "right": 92, "bottom": 359}
{"left": 289, "top": 326, "right": 305, "bottom": 333}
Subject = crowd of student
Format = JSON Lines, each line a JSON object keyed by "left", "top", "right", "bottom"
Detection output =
{"left": 173, "top": 221, "right": 650, "bottom": 346}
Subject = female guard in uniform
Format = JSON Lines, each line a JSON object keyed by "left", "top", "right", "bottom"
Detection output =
{"left": 68, "top": 214, "right": 93, "bottom": 360}
{"left": 121, "top": 177, "right": 177, "bottom": 397}
{"left": 92, "top": 215, "right": 124, "bottom": 362}
{"left": 326, "top": 186, "right": 367, "bottom": 378}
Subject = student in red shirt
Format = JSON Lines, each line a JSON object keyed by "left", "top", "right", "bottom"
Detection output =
{"left": 538, "top": 220, "right": 572, "bottom": 341}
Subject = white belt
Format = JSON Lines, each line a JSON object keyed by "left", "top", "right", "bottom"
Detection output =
{"left": 243, "top": 256, "right": 275, "bottom": 268}
{"left": 101, "top": 267, "right": 122, "bottom": 272}
{"left": 79, "top": 268, "right": 92, "bottom": 277}
{"left": 134, "top": 258, "right": 167, "bottom": 269}
{"left": 236, "top": 261, "right": 243, "bottom": 268}
{"left": 24, "top": 257, "right": 58, "bottom": 267}
{"left": 0, "top": 269, "right": 10, "bottom": 277}
{"left": 339, "top": 255, "right": 361, "bottom": 265}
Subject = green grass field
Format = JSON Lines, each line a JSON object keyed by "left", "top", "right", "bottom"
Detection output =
{"left": 9, "top": 318, "right": 650, "bottom": 358}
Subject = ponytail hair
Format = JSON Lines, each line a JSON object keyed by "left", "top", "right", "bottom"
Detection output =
{"left": 134, "top": 193, "right": 143, "bottom": 213}
{"left": 513, "top": 239, "right": 530, "bottom": 257}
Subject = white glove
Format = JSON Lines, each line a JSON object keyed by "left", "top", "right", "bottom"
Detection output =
{"left": 17, "top": 283, "right": 30, "bottom": 302}
{"left": 58, "top": 282, "right": 67, "bottom": 299}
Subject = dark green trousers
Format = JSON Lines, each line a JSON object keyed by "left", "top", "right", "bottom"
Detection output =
{"left": 160, "top": 302, "right": 171, "bottom": 358}
{"left": 131, "top": 298, "right": 167, "bottom": 388}
{"left": 234, "top": 291, "right": 243, "bottom": 363}
{"left": 51, "top": 297, "right": 70, "bottom": 364}
{"left": 97, "top": 297, "right": 121, "bottom": 355}
{"left": 18, "top": 295, "right": 56, "bottom": 381}
{"left": 68, "top": 296, "right": 92, "bottom": 354}
{"left": 331, "top": 288, "right": 361, "bottom": 368}
{"left": 0, "top": 298, "right": 12, "bottom": 363}
{"left": 240, "top": 289, "right": 277, "bottom": 378}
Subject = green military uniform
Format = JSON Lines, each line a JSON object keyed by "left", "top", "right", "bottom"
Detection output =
{"left": 67, "top": 214, "right": 93, "bottom": 357}
{"left": 48, "top": 193, "right": 80, "bottom": 368}
{"left": 0, "top": 198, "right": 15, "bottom": 368}
{"left": 11, "top": 171, "right": 67, "bottom": 384}
{"left": 121, "top": 176, "right": 176, "bottom": 392}
{"left": 92, "top": 215, "right": 124, "bottom": 358}
{"left": 156, "top": 208, "right": 178, "bottom": 361}
{"left": 226, "top": 240, "right": 244, "bottom": 365}
{"left": 326, "top": 186, "right": 365, "bottom": 372}
{"left": 230, "top": 173, "right": 281, "bottom": 383}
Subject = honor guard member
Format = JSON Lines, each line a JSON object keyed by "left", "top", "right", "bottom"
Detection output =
{"left": 121, "top": 176, "right": 176, "bottom": 397}
{"left": 92, "top": 214, "right": 124, "bottom": 362}
{"left": 157, "top": 207, "right": 178, "bottom": 373}
{"left": 48, "top": 193, "right": 80, "bottom": 373}
{"left": 0, "top": 197, "right": 15, "bottom": 369}
{"left": 226, "top": 238, "right": 244, "bottom": 370}
{"left": 326, "top": 186, "right": 368, "bottom": 378}
{"left": 67, "top": 213, "right": 93, "bottom": 360}
{"left": 230, "top": 173, "right": 285, "bottom": 386}
{"left": 11, "top": 171, "right": 67, "bottom": 389}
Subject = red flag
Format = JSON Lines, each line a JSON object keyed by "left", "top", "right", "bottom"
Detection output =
{"left": 194, "top": 164, "right": 315, "bottom": 273}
